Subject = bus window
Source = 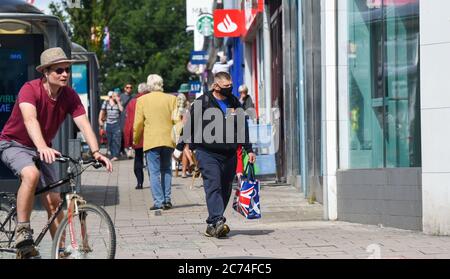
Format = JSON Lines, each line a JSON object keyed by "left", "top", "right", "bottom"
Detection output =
{"left": 0, "top": 34, "right": 43, "bottom": 179}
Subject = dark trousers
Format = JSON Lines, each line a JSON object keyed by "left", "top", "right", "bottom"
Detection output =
{"left": 196, "top": 149, "right": 237, "bottom": 225}
{"left": 134, "top": 148, "right": 144, "bottom": 186}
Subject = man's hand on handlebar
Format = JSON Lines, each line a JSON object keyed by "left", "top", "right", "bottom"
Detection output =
{"left": 93, "top": 152, "right": 113, "bottom": 173}
{"left": 37, "top": 147, "right": 61, "bottom": 164}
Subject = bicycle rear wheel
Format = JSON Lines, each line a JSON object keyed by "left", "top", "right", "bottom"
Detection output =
{"left": 51, "top": 203, "right": 116, "bottom": 259}
{"left": 0, "top": 203, "right": 16, "bottom": 250}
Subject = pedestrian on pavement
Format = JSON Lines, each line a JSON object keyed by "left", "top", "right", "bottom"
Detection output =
{"left": 175, "top": 72, "right": 256, "bottom": 238}
{"left": 238, "top": 84, "right": 255, "bottom": 111}
{"left": 173, "top": 89, "right": 195, "bottom": 178}
{"left": 99, "top": 91, "right": 123, "bottom": 161}
{"left": 211, "top": 52, "right": 234, "bottom": 75}
{"left": 124, "top": 82, "right": 150, "bottom": 190}
{"left": 0, "top": 47, "right": 112, "bottom": 259}
{"left": 120, "top": 83, "right": 134, "bottom": 158}
{"left": 134, "top": 74, "right": 178, "bottom": 210}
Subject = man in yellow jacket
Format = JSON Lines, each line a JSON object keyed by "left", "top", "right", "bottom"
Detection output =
{"left": 134, "top": 74, "right": 178, "bottom": 210}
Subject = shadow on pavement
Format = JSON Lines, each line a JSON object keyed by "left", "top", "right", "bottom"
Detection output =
{"left": 228, "top": 229, "right": 275, "bottom": 237}
{"left": 171, "top": 203, "right": 205, "bottom": 209}
{"left": 78, "top": 185, "right": 120, "bottom": 207}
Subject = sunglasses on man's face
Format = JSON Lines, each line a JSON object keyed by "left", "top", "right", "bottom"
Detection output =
{"left": 52, "top": 67, "right": 71, "bottom": 75}
{"left": 126, "top": 86, "right": 133, "bottom": 89}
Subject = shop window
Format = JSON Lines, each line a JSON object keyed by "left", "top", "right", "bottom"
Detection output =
{"left": 344, "top": 0, "right": 420, "bottom": 169}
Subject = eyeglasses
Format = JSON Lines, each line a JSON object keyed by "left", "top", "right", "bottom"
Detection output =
{"left": 126, "top": 86, "right": 133, "bottom": 89}
{"left": 52, "top": 67, "right": 71, "bottom": 75}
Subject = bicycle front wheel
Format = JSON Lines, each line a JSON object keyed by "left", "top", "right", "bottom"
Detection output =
{"left": 51, "top": 203, "right": 116, "bottom": 259}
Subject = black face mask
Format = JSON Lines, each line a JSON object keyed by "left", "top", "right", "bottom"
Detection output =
{"left": 218, "top": 85, "right": 233, "bottom": 97}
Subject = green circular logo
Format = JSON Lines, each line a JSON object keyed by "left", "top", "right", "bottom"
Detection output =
{"left": 196, "top": 14, "right": 214, "bottom": 37}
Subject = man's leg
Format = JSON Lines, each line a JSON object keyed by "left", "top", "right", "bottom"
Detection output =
{"left": 134, "top": 148, "right": 144, "bottom": 188}
{"left": 160, "top": 147, "right": 174, "bottom": 207}
{"left": 1, "top": 142, "right": 42, "bottom": 257}
{"left": 146, "top": 149, "right": 164, "bottom": 209}
{"left": 40, "top": 192, "right": 64, "bottom": 238}
{"left": 106, "top": 125, "right": 113, "bottom": 157}
{"left": 15, "top": 166, "right": 41, "bottom": 258}
{"left": 196, "top": 150, "right": 225, "bottom": 225}
{"left": 220, "top": 154, "right": 237, "bottom": 212}
{"left": 16, "top": 166, "right": 40, "bottom": 224}
{"left": 37, "top": 162, "right": 64, "bottom": 241}
{"left": 111, "top": 124, "right": 122, "bottom": 159}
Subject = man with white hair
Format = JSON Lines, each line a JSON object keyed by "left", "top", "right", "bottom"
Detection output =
{"left": 134, "top": 75, "right": 178, "bottom": 210}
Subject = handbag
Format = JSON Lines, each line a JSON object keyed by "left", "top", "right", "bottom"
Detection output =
{"left": 233, "top": 163, "right": 261, "bottom": 219}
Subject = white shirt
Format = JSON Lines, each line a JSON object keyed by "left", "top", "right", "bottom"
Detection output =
{"left": 211, "top": 60, "right": 234, "bottom": 75}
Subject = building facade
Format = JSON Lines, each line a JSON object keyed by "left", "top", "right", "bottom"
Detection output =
{"left": 201, "top": 0, "right": 450, "bottom": 235}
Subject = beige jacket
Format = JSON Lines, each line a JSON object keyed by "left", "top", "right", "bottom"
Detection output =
{"left": 133, "top": 91, "right": 178, "bottom": 152}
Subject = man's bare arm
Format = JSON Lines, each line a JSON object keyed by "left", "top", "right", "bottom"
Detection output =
{"left": 73, "top": 114, "right": 113, "bottom": 172}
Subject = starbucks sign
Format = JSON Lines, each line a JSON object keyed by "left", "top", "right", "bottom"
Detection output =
{"left": 196, "top": 14, "right": 214, "bottom": 37}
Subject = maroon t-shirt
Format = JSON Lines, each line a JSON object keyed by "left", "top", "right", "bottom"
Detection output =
{"left": 0, "top": 78, "right": 86, "bottom": 148}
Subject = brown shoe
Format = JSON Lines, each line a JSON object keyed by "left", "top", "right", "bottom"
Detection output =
{"left": 16, "top": 245, "right": 40, "bottom": 259}
{"left": 219, "top": 224, "right": 230, "bottom": 237}
{"left": 15, "top": 223, "right": 34, "bottom": 249}
{"left": 15, "top": 224, "right": 40, "bottom": 259}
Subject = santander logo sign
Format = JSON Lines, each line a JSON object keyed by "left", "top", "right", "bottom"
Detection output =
{"left": 214, "top": 10, "right": 243, "bottom": 38}
{"left": 217, "top": 14, "right": 238, "bottom": 34}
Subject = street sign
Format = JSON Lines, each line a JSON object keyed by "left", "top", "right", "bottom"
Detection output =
{"left": 214, "top": 9, "right": 244, "bottom": 38}
{"left": 196, "top": 14, "right": 214, "bottom": 37}
{"left": 186, "top": 0, "right": 213, "bottom": 27}
{"left": 189, "top": 81, "right": 202, "bottom": 94}
{"left": 190, "top": 51, "right": 209, "bottom": 65}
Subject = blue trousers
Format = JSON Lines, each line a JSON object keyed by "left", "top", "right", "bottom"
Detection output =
{"left": 195, "top": 149, "right": 237, "bottom": 225}
{"left": 145, "top": 147, "right": 174, "bottom": 207}
{"left": 106, "top": 122, "right": 121, "bottom": 158}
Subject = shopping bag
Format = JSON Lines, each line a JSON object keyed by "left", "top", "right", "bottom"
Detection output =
{"left": 233, "top": 163, "right": 261, "bottom": 219}
{"left": 99, "top": 128, "right": 107, "bottom": 145}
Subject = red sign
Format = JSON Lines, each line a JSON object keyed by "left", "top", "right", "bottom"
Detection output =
{"left": 240, "top": 0, "right": 264, "bottom": 36}
{"left": 214, "top": 9, "right": 244, "bottom": 38}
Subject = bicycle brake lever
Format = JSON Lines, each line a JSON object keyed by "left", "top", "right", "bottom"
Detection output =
{"left": 93, "top": 162, "right": 103, "bottom": 169}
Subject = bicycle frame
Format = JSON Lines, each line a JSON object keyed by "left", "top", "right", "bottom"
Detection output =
{"left": 0, "top": 202, "right": 17, "bottom": 253}
{"left": 0, "top": 156, "right": 100, "bottom": 255}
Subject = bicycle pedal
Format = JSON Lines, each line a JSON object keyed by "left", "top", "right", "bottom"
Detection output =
{"left": 16, "top": 246, "right": 41, "bottom": 259}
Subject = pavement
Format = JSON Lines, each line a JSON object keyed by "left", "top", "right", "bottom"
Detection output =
{"left": 4, "top": 158, "right": 450, "bottom": 259}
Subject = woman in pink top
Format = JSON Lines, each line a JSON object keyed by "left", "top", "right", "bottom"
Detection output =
{"left": 123, "top": 83, "right": 150, "bottom": 189}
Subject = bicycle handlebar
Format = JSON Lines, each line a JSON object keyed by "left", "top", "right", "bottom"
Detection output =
{"left": 33, "top": 154, "right": 104, "bottom": 169}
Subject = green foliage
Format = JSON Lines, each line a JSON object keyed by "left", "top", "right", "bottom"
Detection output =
{"left": 50, "top": 0, "right": 193, "bottom": 94}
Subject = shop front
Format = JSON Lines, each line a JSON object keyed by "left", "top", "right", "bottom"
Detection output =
{"left": 336, "top": 0, "right": 422, "bottom": 230}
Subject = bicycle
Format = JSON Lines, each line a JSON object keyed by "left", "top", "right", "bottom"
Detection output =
{"left": 0, "top": 155, "right": 116, "bottom": 259}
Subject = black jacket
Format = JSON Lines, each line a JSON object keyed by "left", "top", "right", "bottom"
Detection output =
{"left": 177, "top": 91, "right": 253, "bottom": 156}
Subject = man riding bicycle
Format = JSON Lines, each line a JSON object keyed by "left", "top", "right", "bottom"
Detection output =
{"left": 0, "top": 47, "right": 113, "bottom": 259}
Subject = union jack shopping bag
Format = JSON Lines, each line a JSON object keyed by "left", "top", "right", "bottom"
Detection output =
{"left": 233, "top": 163, "right": 261, "bottom": 219}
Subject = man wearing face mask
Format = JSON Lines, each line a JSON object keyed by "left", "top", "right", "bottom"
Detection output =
{"left": 175, "top": 72, "right": 256, "bottom": 238}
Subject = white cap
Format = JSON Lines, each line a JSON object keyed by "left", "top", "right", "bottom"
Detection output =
{"left": 108, "top": 91, "right": 114, "bottom": 97}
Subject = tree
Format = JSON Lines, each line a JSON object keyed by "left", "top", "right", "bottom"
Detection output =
{"left": 50, "top": 0, "right": 193, "bottom": 94}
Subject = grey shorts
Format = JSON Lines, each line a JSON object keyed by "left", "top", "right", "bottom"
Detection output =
{"left": 0, "top": 140, "right": 59, "bottom": 192}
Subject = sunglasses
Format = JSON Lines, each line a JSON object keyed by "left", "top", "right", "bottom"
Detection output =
{"left": 126, "top": 86, "right": 133, "bottom": 89}
{"left": 52, "top": 67, "right": 71, "bottom": 75}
